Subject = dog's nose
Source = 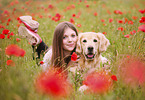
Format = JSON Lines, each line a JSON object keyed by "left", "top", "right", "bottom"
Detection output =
{"left": 88, "top": 46, "right": 93, "bottom": 52}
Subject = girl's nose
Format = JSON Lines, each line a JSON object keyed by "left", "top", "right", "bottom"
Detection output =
{"left": 68, "top": 36, "right": 72, "bottom": 42}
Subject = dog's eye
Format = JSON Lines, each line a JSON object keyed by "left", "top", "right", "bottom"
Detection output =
{"left": 83, "top": 39, "right": 87, "bottom": 43}
{"left": 93, "top": 39, "right": 97, "bottom": 42}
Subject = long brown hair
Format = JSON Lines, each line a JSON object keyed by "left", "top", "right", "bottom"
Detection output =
{"left": 51, "top": 21, "right": 78, "bottom": 70}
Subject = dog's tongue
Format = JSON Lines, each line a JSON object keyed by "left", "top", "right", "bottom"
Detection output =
{"left": 87, "top": 55, "right": 93, "bottom": 58}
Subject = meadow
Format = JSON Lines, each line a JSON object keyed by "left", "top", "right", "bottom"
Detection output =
{"left": 0, "top": 0, "right": 145, "bottom": 100}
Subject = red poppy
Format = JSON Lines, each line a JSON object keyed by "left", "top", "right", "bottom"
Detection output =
{"left": 51, "top": 13, "right": 61, "bottom": 22}
{"left": 39, "top": 15, "right": 43, "bottom": 18}
{"left": 51, "top": 17, "right": 55, "bottom": 21}
{"left": 5, "top": 44, "right": 20, "bottom": 57}
{"left": 44, "top": 8, "right": 48, "bottom": 12}
{"left": 132, "top": 16, "right": 138, "bottom": 20}
{"left": 86, "top": 5, "right": 89, "bottom": 8}
{"left": 71, "top": 4, "right": 75, "bottom": 8}
{"left": 25, "top": 1, "right": 30, "bottom": 5}
{"left": 5, "top": 44, "right": 25, "bottom": 57}
{"left": 41, "top": 6, "right": 44, "bottom": 9}
{"left": 2, "top": 29, "right": 10, "bottom": 35}
{"left": 83, "top": 71, "right": 113, "bottom": 94}
{"left": 40, "top": 61, "right": 44, "bottom": 64}
{"left": 17, "top": 17, "right": 20, "bottom": 21}
{"left": 7, "top": 22, "right": 9, "bottom": 26}
{"left": 48, "top": 4, "right": 53, "bottom": 9}
{"left": 3, "top": 10, "right": 9, "bottom": 15}
{"left": 6, "top": 60, "right": 15, "bottom": 66}
{"left": 124, "top": 18, "right": 128, "bottom": 24}
{"left": 7, "top": 34, "right": 11, "bottom": 39}
{"left": 119, "top": 56, "right": 145, "bottom": 87}
{"left": 101, "top": 19, "right": 105, "bottom": 22}
{"left": 0, "top": 25, "right": 5, "bottom": 29}
{"left": 139, "top": 9, "right": 145, "bottom": 14}
{"left": 130, "top": 30, "right": 136, "bottom": 35}
{"left": 117, "top": 27, "right": 124, "bottom": 31}
{"left": 128, "top": 21, "right": 133, "bottom": 24}
{"left": 111, "top": 75, "right": 117, "bottom": 81}
{"left": 109, "top": 18, "right": 113, "bottom": 23}
{"left": 9, "top": 32, "right": 14, "bottom": 36}
{"left": 7, "top": 18, "right": 11, "bottom": 22}
{"left": 114, "top": 10, "right": 123, "bottom": 14}
{"left": 139, "top": 17, "right": 145, "bottom": 23}
{"left": 103, "top": 24, "right": 106, "bottom": 26}
{"left": 72, "top": 14, "right": 76, "bottom": 17}
{"left": 55, "top": 13, "right": 61, "bottom": 18}
{"left": 70, "top": 18, "right": 75, "bottom": 23}
{"left": 15, "top": 0, "right": 19, "bottom": 4}
{"left": 102, "top": 32, "right": 107, "bottom": 35}
{"left": 0, "top": 34, "right": 5, "bottom": 39}
{"left": 107, "top": 10, "right": 111, "bottom": 15}
{"left": 13, "top": 8, "right": 16, "bottom": 12}
{"left": 138, "top": 25, "right": 145, "bottom": 32}
{"left": 71, "top": 52, "right": 77, "bottom": 61}
{"left": 35, "top": 68, "right": 72, "bottom": 98}
{"left": 94, "top": 12, "right": 97, "bottom": 16}
{"left": 124, "top": 34, "right": 130, "bottom": 38}
{"left": 19, "top": 49, "right": 26, "bottom": 57}
{"left": 16, "top": 38, "right": 21, "bottom": 42}
{"left": 118, "top": 20, "right": 124, "bottom": 24}
{"left": 66, "top": 6, "right": 71, "bottom": 10}
{"left": 17, "top": 24, "right": 20, "bottom": 27}
{"left": 48, "top": 15, "right": 51, "bottom": 18}
{"left": 77, "top": 24, "right": 81, "bottom": 28}
{"left": 10, "top": 2, "right": 14, "bottom": 6}
{"left": 54, "top": 17, "right": 60, "bottom": 22}
{"left": 21, "top": 6, "right": 24, "bottom": 9}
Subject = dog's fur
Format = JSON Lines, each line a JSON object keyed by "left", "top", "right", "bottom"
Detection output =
{"left": 75, "top": 32, "right": 110, "bottom": 72}
{"left": 74, "top": 32, "right": 110, "bottom": 92}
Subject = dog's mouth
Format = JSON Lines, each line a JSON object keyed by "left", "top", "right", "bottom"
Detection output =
{"left": 85, "top": 53, "right": 95, "bottom": 60}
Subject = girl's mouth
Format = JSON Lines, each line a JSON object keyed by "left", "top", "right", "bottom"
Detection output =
{"left": 67, "top": 43, "right": 74, "bottom": 47}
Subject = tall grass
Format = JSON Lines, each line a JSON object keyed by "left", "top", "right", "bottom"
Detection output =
{"left": 0, "top": 0, "right": 145, "bottom": 100}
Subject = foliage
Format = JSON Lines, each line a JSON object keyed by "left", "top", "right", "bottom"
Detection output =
{"left": 0, "top": 0, "right": 145, "bottom": 100}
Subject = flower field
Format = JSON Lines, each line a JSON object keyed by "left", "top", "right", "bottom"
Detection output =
{"left": 0, "top": 0, "right": 145, "bottom": 100}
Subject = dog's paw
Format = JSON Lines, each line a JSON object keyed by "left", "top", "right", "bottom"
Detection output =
{"left": 79, "top": 85, "right": 89, "bottom": 93}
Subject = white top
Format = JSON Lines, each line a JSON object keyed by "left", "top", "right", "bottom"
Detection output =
{"left": 41, "top": 48, "right": 77, "bottom": 71}
{"left": 41, "top": 48, "right": 52, "bottom": 70}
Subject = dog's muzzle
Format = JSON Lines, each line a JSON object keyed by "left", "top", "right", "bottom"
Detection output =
{"left": 85, "top": 46, "right": 95, "bottom": 60}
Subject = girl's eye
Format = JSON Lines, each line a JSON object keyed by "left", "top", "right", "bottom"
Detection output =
{"left": 63, "top": 35, "right": 68, "bottom": 39}
{"left": 71, "top": 34, "right": 76, "bottom": 37}
{"left": 63, "top": 36, "right": 66, "bottom": 39}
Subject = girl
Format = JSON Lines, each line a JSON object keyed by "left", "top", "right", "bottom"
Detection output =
{"left": 18, "top": 16, "right": 78, "bottom": 71}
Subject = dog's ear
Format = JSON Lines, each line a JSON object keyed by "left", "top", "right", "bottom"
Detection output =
{"left": 97, "top": 33, "right": 110, "bottom": 53}
{"left": 76, "top": 33, "right": 83, "bottom": 54}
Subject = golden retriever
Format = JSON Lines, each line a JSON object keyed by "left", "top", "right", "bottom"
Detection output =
{"left": 75, "top": 32, "right": 110, "bottom": 92}
{"left": 75, "top": 32, "right": 110, "bottom": 72}
{"left": 69, "top": 32, "right": 110, "bottom": 92}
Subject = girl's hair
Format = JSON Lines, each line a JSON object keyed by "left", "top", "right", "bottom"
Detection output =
{"left": 51, "top": 21, "right": 78, "bottom": 70}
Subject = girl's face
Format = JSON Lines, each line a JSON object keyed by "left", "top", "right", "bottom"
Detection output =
{"left": 63, "top": 28, "right": 77, "bottom": 52}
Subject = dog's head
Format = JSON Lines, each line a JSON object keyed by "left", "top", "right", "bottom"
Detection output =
{"left": 76, "top": 32, "right": 110, "bottom": 60}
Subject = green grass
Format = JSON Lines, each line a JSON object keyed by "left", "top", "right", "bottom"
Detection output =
{"left": 0, "top": 0, "right": 145, "bottom": 100}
